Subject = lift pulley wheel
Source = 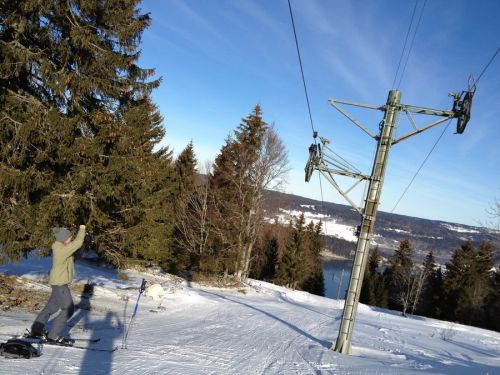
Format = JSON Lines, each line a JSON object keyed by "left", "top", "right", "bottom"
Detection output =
{"left": 454, "top": 76, "right": 476, "bottom": 134}
{"left": 304, "top": 143, "right": 318, "bottom": 182}
{"left": 456, "top": 90, "right": 473, "bottom": 134}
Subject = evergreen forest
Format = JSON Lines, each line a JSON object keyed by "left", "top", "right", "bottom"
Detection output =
{"left": 1, "top": 1, "right": 498, "bottom": 326}
{"left": 0, "top": 0, "right": 325, "bottom": 296}
{"left": 360, "top": 239, "right": 500, "bottom": 332}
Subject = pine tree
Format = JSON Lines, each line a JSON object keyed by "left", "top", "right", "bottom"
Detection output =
{"left": 169, "top": 142, "right": 198, "bottom": 273}
{"left": 210, "top": 105, "right": 288, "bottom": 280}
{"left": 276, "top": 214, "right": 307, "bottom": 289}
{"left": 0, "top": 1, "right": 174, "bottom": 265}
{"left": 173, "top": 141, "right": 197, "bottom": 212}
{"left": 442, "top": 241, "right": 476, "bottom": 323}
{"left": 384, "top": 239, "right": 415, "bottom": 315}
{"left": 465, "top": 241, "right": 493, "bottom": 325}
{"left": 484, "top": 269, "right": 500, "bottom": 331}
{"left": 361, "top": 246, "right": 382, "bottom": 306}
{"left": 101, "top": 97, "right": 174, "bottom": 265}
{"left": 301, "top": 220, "right": 325, "bottom": 296}
{"left": 249, "top": 225, "right": 280, "bottom": 281}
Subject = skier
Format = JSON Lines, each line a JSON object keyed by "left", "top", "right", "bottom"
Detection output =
{"left": 29, "top": 224, "right": 86, "bottom": 345}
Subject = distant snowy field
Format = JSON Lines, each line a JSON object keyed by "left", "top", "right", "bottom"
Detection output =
{"left": 272, "top": 208, "right": 358, "bottom": 243}
{"left": 440, "top": 223, "right": 481, "bottom": 234}
{"left": 1, "top": 256, "right": 499, "bottom": 374}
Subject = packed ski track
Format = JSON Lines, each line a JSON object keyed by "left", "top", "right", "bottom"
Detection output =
{"left": 1, "top": 257, "right": 499, "bottom": 374}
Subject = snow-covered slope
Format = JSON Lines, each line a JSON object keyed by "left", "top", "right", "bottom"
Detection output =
{"left": 1, "top": 258, "right": 499, "bottom": 374}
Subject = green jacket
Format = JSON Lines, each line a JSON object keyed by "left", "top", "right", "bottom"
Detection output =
{"left": 48, "top": 227, "right": 85, "bottom": 286}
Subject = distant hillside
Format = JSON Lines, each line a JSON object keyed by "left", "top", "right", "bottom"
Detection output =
{"left": 263, "top": 190, "right": 500, "bottom": 266}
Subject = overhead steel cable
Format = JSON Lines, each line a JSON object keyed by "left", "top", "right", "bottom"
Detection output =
{"left": 476, "top": 47, "right": 499, "bottom": 84}
{"left": 391, "top": 118, "right": 452, "bottom": 213}
{"left": 391, "top": 0, "right": 419, "bottom": 90}
{"left": 391, "top": 47, "right": 499, "bottom": 213}
{"left": 287, "top": 0, "right": 316, "bottom": 139}
{"left": 396, "top": 0, "right": 427, "bottom": 89}
{"left": 287, "top": 0, "right": 327, "bottom": 231}
{"left": 391, "top": 0, "right": 427, "bottom": 90}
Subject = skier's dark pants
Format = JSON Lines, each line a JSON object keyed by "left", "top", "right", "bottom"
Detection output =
{"left": 31, "top": 285, "right": 75, "bottom": 340}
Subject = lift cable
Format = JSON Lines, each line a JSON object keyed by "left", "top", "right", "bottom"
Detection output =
{"left": 476, "top": 47, "right": 499, "bottom": 84}
{"left": 391, "top": 0, "right": 419, "bottom": 90}
{"left": 390, "top": 118, "right": 452, "bottom": 213}
{"left": 287, "top": 0, "right": 327, "bottom": 232}
{"left": 287, "top": 0, "right": 317, "bottom": 139}
{"left": 391, "top": 47, "right": 499, "bottom": 213}
{"left": 395, "top": 0, "right": 427, "bottom": 89}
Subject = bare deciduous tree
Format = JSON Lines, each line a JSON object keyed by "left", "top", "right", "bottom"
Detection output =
{"left": 216, "top": 125, "right": 289, "bottom": 281}
{"left": 486, "top": 198, "right": 500, "bottom": 232}
{"left": 175, "top": 162, "right": 229, "bottom": 260}
{"left": 410, "top": 265, "right": 432, "bottom": 315}
{"left": 236, "top": 126, "right": 289, "bottom": 280}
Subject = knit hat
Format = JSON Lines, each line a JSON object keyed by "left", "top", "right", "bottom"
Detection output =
{"left": 52, "top": 227, "right": 71, "bottom": 243}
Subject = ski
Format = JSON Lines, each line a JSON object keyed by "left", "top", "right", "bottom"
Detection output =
{"left": 43, "top": 341, "right": 119, "bottom": 353}
{"left": 62, "top": 337, "right": 101, "bottom": 343}
{"left": 0, "top": 330, "right": 101, "bottom": 343}
{"left": 5, "top": 337, "right": 117, "bottom": 353}
{"left": 24, "top": 336, "right": 101, "bottom": 343}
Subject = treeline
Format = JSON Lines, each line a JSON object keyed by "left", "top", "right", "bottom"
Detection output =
{"left": 250, "top": 215, "right": 324, "bottom": 296}
{"left": 168, "top": 112, "right": 324, "bottom": 295}
{"left": 0, "top": 1, "right": 324, "bottom": 295}
{"left": 361, "top": 239, "right": 499, "bottom": 332}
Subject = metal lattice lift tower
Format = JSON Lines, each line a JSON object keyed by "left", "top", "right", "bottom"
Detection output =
{"left": 305, "top": 83, "right": 475, "bottom": 355}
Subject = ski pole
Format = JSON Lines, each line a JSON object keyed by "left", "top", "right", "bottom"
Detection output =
{"left": 123, "top": 278, "right": 147, "bottom": 348}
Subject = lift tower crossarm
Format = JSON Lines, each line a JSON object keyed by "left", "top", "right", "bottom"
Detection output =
{"left": 315, "top": 165, "right": 370, "bottom": 180}
{"left": 392, "top": 104, "right": 455, "bottom": 145}
{"left": 328, "top": 99, "right": 381, "bottom": 139}
{"left": 402, "top": 104, "right": 455, "bottom": 117}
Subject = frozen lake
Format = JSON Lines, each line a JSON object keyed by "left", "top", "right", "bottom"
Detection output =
{"left": 323, "top": 259, "right": 352, "bottom": 300}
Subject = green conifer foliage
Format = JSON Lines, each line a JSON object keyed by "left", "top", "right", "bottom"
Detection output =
{"left": 173, "top": 141, "right": 197, "bottom": 210}
{"left": 418, "top": 253, "right": 444, "bottom": 318}
{"left": 276, "top": 214, "right": 307, "bottom": 289}
{"left": 361, "top": 246, "right": 385, "bottom": 306}
{"left": 443, "top": 241, "right": 494, "bottom": 325}
{"left": 170, "top": 142, "right": 198, "bottom": 273}
{"left": 442, "top": 241, "right": 475, "bottom": 321}
{"left": 301, "top": 220, "right": 325, "bottom": 296}
{"left": 384, "top": 239, "right": 414, "bottom": 314}
{"left": 210, "top": 105, "right": 288, "bottom": 280}
{"left": 249, "top": 223, "right": 281, "bottom": 281}
{"left": 484, "top": 269, "right": 500, "bottom": 331}
{"left": 0, "top": 0, "right": 173, "bottom": 264}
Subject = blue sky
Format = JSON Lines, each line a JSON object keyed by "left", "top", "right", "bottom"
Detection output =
{"left": 137, "top": 0, "right": 499, "bottom": 227}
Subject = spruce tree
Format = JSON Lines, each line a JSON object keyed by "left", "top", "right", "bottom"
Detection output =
{"left": 384, "top": 239, "right": 415, "bottom": 315}
{"left": 0, "top": 1, "right": 174, "bottom": 265}
{"left": 173, "top": 141, "right": 197, "bottom": 212}
{"left": 301, "top": 220, "right": 325, "bottom": 296}
{"left": 170, "top": 142, "right": 198, "bottom": 273}
{"left": 276, "top": 214, "right": 307, "bottom": 289}
{"left": 465, "top": 241, "right": 493, "bottom": 325}
{"left": 210, "top": 105, "right": 288, "bottom": 280}
{"left": 250, "top": 223, "right": 280, "bottom": 281}
{"left": 361, "top": 246, "right": 382, "bottom": 306}
{"left": 443, "top": 241, "right": 475, "bottom": 323}
{"left": 484, "top": 269, "right": 500, "bottom": 331}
